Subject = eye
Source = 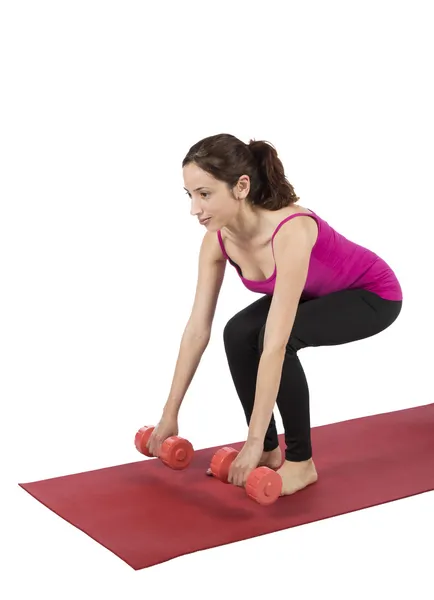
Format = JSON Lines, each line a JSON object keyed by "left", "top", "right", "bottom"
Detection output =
{"left": 185, "top": 191, "right": 209, "bottom": 198}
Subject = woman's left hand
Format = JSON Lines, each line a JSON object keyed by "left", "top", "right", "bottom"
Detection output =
{"left": 228, "top": 439, "right": 263, "bottom": 487}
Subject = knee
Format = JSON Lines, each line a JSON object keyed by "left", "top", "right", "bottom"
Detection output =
{"left": 223, "top": 314, "right": 243, "bottom": 347}
{"left": 223, "top": 314, "right": 257, "bottom": 351}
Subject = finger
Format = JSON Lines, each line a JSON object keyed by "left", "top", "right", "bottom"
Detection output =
{"left": 242, "top": 470, "right": 249, "bottom": 486}
{"left": 234, "top": 471, "right": 240, "bottom": 487}
{"left": 148, "top": 434, "right": 156, "bottom": 453}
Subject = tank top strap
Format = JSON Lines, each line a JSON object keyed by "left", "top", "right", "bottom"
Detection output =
{"left": 271, "top": 212, "right": 313, "bottom": 242}
{"left": 217, "top": 229, "right": 230, "bottom": 260}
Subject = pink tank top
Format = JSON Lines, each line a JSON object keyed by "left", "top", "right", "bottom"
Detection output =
{"left": 216, "top": 209, "right": 403, "bottom": 301}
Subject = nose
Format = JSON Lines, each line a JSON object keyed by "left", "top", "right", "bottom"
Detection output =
{"left": 190, "top": 202, "right": 203, "bottom": 218}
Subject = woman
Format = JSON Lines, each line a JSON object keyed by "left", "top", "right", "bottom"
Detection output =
{"left": 146, "top": 133, "right": 403, "bottom": 496}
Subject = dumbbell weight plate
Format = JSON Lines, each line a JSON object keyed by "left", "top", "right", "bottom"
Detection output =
{"left": 160, "top": 436, "right": 194, "bottom": 470}
{"left": 134, "top": 426, "right": 154, "bottom": 457}
{"left": 245, "top": 466, "right": 282, "bottom": 505}
{"left": 210, "top": 446, "right": 239, "bottom": 482}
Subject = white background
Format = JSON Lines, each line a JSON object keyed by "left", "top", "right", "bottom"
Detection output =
{"left": 2, "top": 0, "right": 433, "bottom": 598}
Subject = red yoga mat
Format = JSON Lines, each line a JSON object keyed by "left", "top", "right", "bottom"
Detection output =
{"left": 19, "top": 403, "right": 434, "bottom": 570}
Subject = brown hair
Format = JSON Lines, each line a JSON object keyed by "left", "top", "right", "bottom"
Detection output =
{"left": 182, "top": 133, "right": 300, "bottom": 210}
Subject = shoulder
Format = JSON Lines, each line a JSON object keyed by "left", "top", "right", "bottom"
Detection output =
{"left": 273, "top": 211, "right": 318, "bottom": 252}
{"left": 200, "top": 230, "right": 226, "bottom": 263}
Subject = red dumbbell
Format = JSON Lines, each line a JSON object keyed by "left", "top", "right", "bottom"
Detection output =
{"left": 134, "top": 425, "right": 194, "bottom": 470}
{"left": 210, "top": 446, "right": 282, "bottom": 506}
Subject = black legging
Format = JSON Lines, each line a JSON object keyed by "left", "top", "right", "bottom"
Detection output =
{"left": 223, "top": 288, "right": 403, "bottom": 463}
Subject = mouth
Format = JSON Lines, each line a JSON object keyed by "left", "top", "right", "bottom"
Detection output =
{"left": 199, "top": 217, "right": 212, "bottom": 225}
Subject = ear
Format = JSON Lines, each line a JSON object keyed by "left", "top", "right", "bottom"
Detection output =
{"left": 236, "top": 174, "right": 250, "bottom": 199}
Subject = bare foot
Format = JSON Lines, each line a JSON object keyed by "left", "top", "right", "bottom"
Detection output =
{"left": 206, "top": 446, "right": 282, "bottom": 476}
{"left": 276, "top": 458, "right": 318, "bottom": 495}
{"left": 258, "top": 446, "right": 283, "bottom": 470}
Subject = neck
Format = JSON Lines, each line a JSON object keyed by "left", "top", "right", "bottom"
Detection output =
{"left": 223, "top": 205, "right": 265, "bottom": 242}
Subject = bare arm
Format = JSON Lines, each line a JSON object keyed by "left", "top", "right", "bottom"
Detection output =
{"left": 163, "top": 330, "right": 211, "bottom": 418}
{"left": 163, "top": 232, "right": 226, "bottom": 417}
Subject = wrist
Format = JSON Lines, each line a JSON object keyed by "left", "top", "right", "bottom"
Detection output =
{"left": 163, "top": 405, "right": 179, "bottom": 420}
{"left": 246, "top": 433, "right": 263, "bottom": 446}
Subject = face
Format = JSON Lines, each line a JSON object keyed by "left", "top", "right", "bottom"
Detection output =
{"left": 183, "top": 163, "right": 250, "bottom": 229}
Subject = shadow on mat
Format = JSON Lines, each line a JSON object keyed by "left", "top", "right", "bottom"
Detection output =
{"left": 124, "top": 459, "right": 319, "bottom": 520}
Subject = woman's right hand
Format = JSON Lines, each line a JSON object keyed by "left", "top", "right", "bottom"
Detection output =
{"left": 146, "top": 414, "right": 179, "bottom": 457}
